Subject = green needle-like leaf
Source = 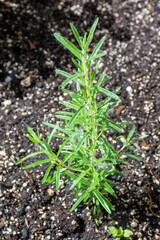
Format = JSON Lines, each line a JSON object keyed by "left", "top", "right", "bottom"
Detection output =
{"left": 72, "top": 58, "right": 83, "bottom": 71}
{"left": 55, "top": 115, "right": 72, "bottom": 121}
{"left": 107, "top": 119, "right": 124, "bottom": 133}
{"left": 94, "top": 155, "right": 109, "bottom": 167}
{"left": 54, "top": 33, "right": 82, "bottom": 60}
{"left": 57, "top": 138, "right": 71, "bottom": 157}
{"left": 27, "top": 136, "right": 40, "bottom": 145}
{"left": 69, "top": 168, "right": 90, "bottom": 190}
{"left": 121, "top": 153, "right": 144, "bottom": 161}
{"left": 16, "top": 152, "right": 44, "bottom": 165}
{"left": 62, "top": 73, "right": 82, "bottom": 88}
{"left": 103, "top": 182, "right": 117, "bottom": 198}
{"left": 70, "top": 190, "right": 91, "bottom": 212}
{"left": 45, "top": 172, "right": 57, "bottom": 183}
{"left": 48, "top": 126, "right": 58, "bottom": 144}
{"left": 48, "top": 133, "right": 68, "bottom": 140}
{"left": 42, "top": 138, "right": 53, "bottom": 155}
{"left": 94, "top": 72, "right": 105, "bottom": 88}
{"left": 76, "top": 132, "right": 90, "bottom": 153}
{"left": 82, "top": 32, "right": 87, "bottom": 46}
{"left": 60, "top": 100, "right": 80, "bottom": 110}
{"left": 23, "top": 159, "right": 54, "bottom": 169}
{"left": 56, "top": 165, "right": 61, "bottom": 190}
{"left": 96, "top": 75, "right": 111, "bottom": 88}
{"left": 61, "top": 88, "right": 85, "bottom": 101}
{"left": 93, "top": 190, "right": 114, "bottom": 214}
{"left": 89, "top": 52, "right": 107, "bottom": 61}
{"left": 129, "top": 134, "right": 149, "bottom": 143}
{"left": 67, "top": 105, "right": 84, "bottom": 127}
{"left": 27, "top": 126, "right": 40, "bottom": 142}
{"left": 90, "top": 36, "right": 106, "bottom": 59}
{"left": 85, "top": 18, "right": 99, "bottom": 50}
{"left": 98, "top": 87, "right": 120, "bottom": 100}
{"left": 56, "top": 69, "right": 71, "bottom": 78}
{"left": 42, "top": 163, "right": 54, "bottom": 184}
{"left": 65, "top": 171, "right": 90, "bottom": 186}
{"left": 90, "top": 60, "right": 101, "bottom": 82}
{"left": 55, "top": 111, "right": 74, "bottom": 116}
{"left": 70, "top": 23, "right": 82, "bottom": 48}
{"left": 127, "top": 124, "right": 136, "bottom": 141}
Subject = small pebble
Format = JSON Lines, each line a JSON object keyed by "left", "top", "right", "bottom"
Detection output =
{"left": 22, "top": 182, "right": 28, "bottom": 188}
{"left": 131, "top": 220, "right": 138, "bottom": 228}
{"left": 7, "top": 38, "right": 13, "bottom": 44}
{"left": 42, "top": 213, "right": 46, "bottom": 219}
{"left": 47, "top": 188, "right": 55, "bottom": 197}
{"left": 126, "top": 86, "right": 133, "bottom": 95}
{"left": 51, "top": 108, "right": 56, "bottom": 113}
{"left": 137, "top": 181, "right": 142, "bottom": 186}
{"left": 0, "top": 150, "right": 6, "bottom": 156}
{"left": 155, "top": 234, "right": 160, "bottom": 239}
{"left": 17, "top": 207, "right": 25, "bottom": 216}
{"left": 0, "top": 190, "right": 3, "bottom": 197}
{"left": 137, "top": 232, "right": 142, "bottom": 237}
{"left": 8, "top": 162, "right": 14, "bottom": 167}
{"left": 71, "top": 220, "right": 76, "bottom": 225}
{"left": 22, "top": 228, "right": 29, "bottom": 239}
{"left": 2, "top": 100, "right": 12, "bottom": 106}
{"left": 51, "top": 216, "right": 55, "bottom": 221}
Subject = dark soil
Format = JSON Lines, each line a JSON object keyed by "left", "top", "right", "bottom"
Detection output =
{"left": 0, "top": 0, "right": 160, "bottom": 239}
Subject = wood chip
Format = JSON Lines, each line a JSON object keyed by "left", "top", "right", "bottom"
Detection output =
{"left": 115, "top": 105, "right": 125, "bottom": 115}
{"left": 148, "top": 2, "right": 153, "bottom": 11}
{"left": 141, "top": 140, "right": 151, "bottom": 150}
{"left": 136, "top": 78, "right": 141, "bottom": 82}
{"left": 100, "top": 236, "right": 106, "bottom": 240}
{"left": 20, "top": 76, "right": 31, "bottom": 87}
{"left": 37, "top": 208, "right": 43, "bottom": 213}
{"left": 18, "top": 31, "right": 23, "bottom": 41}
{"left": 3, "top": 1, "right": 11, "bottom": 6}
{"left": 53, "top": 0, "right": 59, "bottom": 10}
{"left": 28, "top": 40, "right": 36, "bottom": 50}
{"left": 0, "top": 218, "right": 5, "bottom": 229}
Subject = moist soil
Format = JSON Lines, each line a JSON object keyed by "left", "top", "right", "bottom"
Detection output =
{"left": 0, "top": 0, "right": 160, "bottom": 239}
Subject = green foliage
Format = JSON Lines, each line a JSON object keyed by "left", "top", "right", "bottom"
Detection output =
{"left": 109, "top": 226, "right": 133, "bottom": 239}
{"left": 16, "top": 18, "right": 148, "bottom": 217}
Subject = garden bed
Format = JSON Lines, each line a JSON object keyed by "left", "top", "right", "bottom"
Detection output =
{"left": 0, "top": 0, "right": 160, "bottom": 239}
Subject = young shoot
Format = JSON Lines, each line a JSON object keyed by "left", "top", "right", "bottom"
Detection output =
{"left": 16, "top": 18, "right": 148, "bottom": 217}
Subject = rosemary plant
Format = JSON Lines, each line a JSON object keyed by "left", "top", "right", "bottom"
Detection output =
{"left": 16, "top": 18, "right": 148, "bottom": 217}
